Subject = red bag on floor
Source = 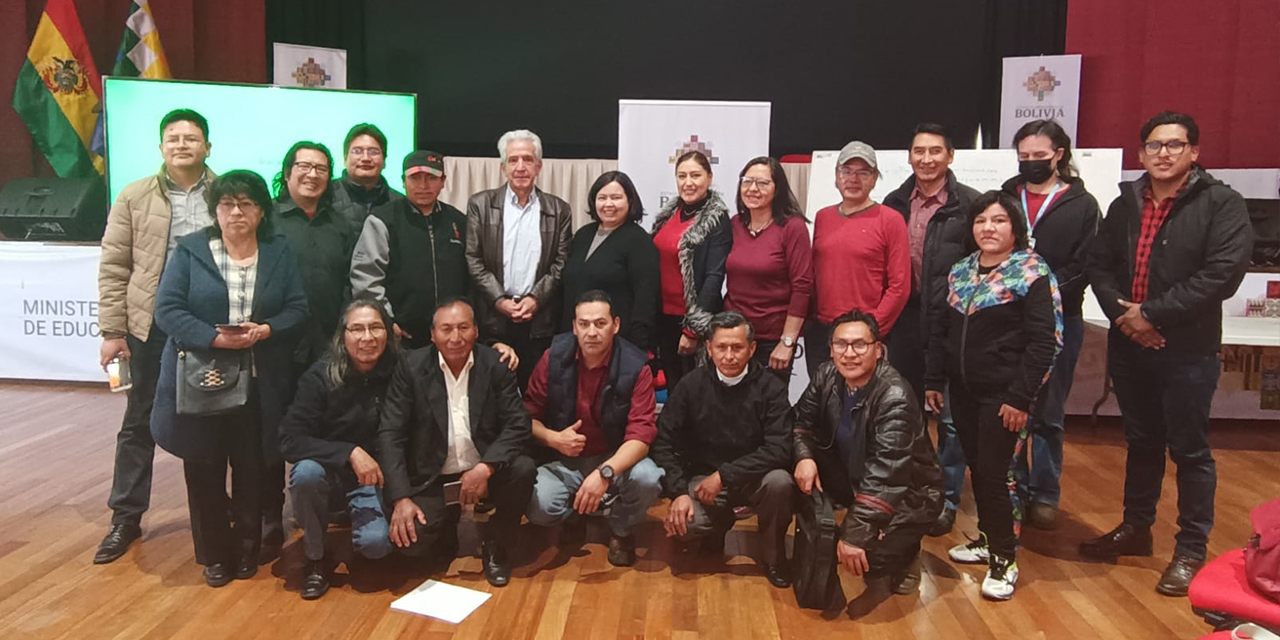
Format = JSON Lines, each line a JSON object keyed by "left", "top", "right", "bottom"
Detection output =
{"left": 1246, "top": 498, "right": 1280, "bottom": 602}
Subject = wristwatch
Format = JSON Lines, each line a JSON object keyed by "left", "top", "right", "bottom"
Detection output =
{"left": 781, "top": 335, "right": 796, "bottom": 348}
{"left": 598, "top": 464, "right": 615, "bottom": 482}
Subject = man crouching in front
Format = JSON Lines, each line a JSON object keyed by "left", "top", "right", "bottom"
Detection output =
{"left": 377, "top": 297, "right": 535, "bottom": 586}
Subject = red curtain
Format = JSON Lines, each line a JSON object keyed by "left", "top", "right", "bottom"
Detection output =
{"left": 1067, "top": 0, "right": 1280, "bottom": 170}
{"left": 0, "top": 0, "right": 265, "bottom": 185}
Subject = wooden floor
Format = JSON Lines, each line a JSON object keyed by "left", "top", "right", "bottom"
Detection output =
{"left": 1, "top": 381, "right": 1276, "bottom": 640}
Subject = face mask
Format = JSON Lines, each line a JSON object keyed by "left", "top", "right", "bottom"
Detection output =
{"left": 1018, "top": 159, "right": 1055, "bottom": 184}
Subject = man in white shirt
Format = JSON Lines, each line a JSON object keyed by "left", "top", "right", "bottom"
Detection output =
{"left": 466, "top": 129, "right": 572, "bottom": 390}
{"left": 377, "top": 298, "right": 535, "bottom": 586}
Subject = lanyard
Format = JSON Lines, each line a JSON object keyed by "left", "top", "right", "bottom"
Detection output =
{"left": 1020, "top": 181, "right": 1063, "bottom": 231}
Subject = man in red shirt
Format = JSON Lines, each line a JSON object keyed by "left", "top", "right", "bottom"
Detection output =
{"left": 525, "top": 290, "right": 663, "bottom": 567}
{"left": 1083, "top": 112, "right": 1253, "bottom": 597}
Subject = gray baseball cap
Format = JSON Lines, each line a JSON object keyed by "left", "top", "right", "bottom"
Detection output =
{"left": 836, "top": 141, "right": 878, "bottom": 172}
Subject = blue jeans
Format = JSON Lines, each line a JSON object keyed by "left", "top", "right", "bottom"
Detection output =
{"left": 289, "top": 459, "right": 392, "bottom": 562}
{"left": 1013, "top": 315, "right": 1084, "bottom": 508}
{"left": 935, "top": 388, "right": 965, "bottom": 511}
{"left": 527, "top": 456, "right": 664, "bottom": 537}
{"left": 1108, "top": 333, "right": 1220, "bottom": 560}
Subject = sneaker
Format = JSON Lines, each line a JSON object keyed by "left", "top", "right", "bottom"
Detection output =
{"left": 981, "top": 555, "right": 1019, "bottom": 600}
{"left": 948, "top": 533, "right": 990, "bottom": 564}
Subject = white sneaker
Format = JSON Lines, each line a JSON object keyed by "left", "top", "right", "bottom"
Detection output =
{"left": 981, "top": 555, "right": 1019, "bottom": 601}
{"left": 948, "top": 534, "right": 990, "bottom": 564}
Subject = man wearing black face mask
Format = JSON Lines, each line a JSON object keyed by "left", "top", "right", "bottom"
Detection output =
{"left": 999, "top": 119, "right": 1100, "bottom": 531}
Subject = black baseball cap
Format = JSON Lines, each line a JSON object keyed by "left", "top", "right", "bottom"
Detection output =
{"left": 403, "top": 150, "right": 444, "bottom": 177}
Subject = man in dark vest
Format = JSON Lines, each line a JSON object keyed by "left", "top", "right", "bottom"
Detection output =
{"left": 523, "top": 290, "right": 664, "bottom": 567}
{"left": 330, "top": 123, "right": 406, "bottom": 227}
{"left": 651, "top": 311, "right": 795, "bottom": 588}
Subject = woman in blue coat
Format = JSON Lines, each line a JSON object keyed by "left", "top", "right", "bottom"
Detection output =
{"left": 150, "top": 170, "right": 309, "bottom": 587}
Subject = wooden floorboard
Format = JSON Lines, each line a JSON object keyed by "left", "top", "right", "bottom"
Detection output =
{"left": 0, "top": 380, "right": 1275, "bottom": 640}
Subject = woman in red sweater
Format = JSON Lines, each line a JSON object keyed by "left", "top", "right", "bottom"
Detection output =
{"left": 724, "top": 157, "right": 813, "bottom": 381}
{"left": 650, "top": 150, "right": 733, "bottom": 393}
{"left": 805, "top": 141, "right": 910, "bottom": 379}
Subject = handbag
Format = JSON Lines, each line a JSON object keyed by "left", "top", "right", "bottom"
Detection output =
{"left": 175, "top": 347, "right": 251, "bottom": 416}
{"left": 1246, "top": 497, "right": 1280, "bottom": 603}
{"left": 792, "top": 488, "right": 846, "bottom": 610}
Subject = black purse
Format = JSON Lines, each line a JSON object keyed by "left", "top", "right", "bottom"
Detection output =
{"left": 792, "top": 488, "right": 846, "bottom": 610}
{"left": 175, "top": 347, "right": 251, "bottom": 416}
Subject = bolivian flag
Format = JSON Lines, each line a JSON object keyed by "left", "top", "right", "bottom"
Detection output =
{"left": 12, "top": 0, "right": 105, "bottom": 178}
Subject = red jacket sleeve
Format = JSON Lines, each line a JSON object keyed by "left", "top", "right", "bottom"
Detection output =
{"left": 622, "top": 365, "right": 657, "bottom": 445}
{"left": 874, "top": 209, "right": 912, "bottom": 334}
{"left": 522, "top": 351, "right": 552, "bottom": 422}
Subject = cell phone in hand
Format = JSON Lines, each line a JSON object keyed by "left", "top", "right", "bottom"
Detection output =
{"left": 215, "top": 323, "right": 248, "bottom": 332}
{"left": 443, "top": 481, "right": 462, "bottom": 506}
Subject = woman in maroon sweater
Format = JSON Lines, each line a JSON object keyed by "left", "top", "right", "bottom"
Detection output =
{"left": 806, "top": 141, "right": 910, "bottom": 379}
{"left": 724, "top": 157, "right": 813, "bottom": 381}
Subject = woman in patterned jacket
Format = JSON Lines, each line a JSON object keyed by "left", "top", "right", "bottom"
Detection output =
{"left": 923, "top": 190, "right": 1062, "bottom": 601}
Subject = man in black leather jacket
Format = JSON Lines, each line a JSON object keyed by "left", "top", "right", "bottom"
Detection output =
{"left": 791, "top": 310, "right": 943, "bottom": 595}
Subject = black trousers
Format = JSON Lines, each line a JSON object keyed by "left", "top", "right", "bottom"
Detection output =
{"left": 885, "top": 294, "right": 926, "bottom": 406}
{"left": 812, "top": 446, "right": 929, "bottom": 577}
{"left": 181, "top": 397, "right": 265, "bottom": 566}
{"left": 656, "top": 313, "right": 698, "bottom": 394}
{"left": 493, "top": 321, "right": 551, "bottom": 393}
{"left": 802, "top": 320, "right": 832, "bottom": 381}
{"left": 949, "top": 382, "right": 1020, "bottom": 560}
{"left": 750, "top": 338, "right": 795, "bottom": 385}
{"left": 398, "top": 455, "right": 537, "bottom": 558}
{"left": 107, "top": 327, "right": 166, "bottom": 526}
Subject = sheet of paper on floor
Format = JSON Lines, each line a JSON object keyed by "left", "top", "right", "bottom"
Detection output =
{"left": 389, "top": 579, "right": 492, "bottom": 624}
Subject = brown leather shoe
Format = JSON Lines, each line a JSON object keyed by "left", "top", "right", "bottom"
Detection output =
{"left": 607, "top": 534, "right": 636, "bottom": 567}
{"left": 1079, "top": 523, "right": 1153, "bottom": 559}
{"left": 1155, "top": 554, "right": 1204, "bottom": 597}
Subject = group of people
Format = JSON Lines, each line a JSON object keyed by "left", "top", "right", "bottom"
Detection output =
{"left": 93, "top": 107, "right": 1253, "bottom": 606}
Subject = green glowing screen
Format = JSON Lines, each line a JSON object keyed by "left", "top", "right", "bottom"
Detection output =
{"left": 103, "top": 77, "right": 416, "bottom": 204}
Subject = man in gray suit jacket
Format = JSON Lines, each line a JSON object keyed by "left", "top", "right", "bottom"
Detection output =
{"left": 466, "top": 129, "right": 572, "bottom": 389}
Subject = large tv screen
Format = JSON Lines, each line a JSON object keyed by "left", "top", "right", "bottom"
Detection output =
{"left": 103, "top": 77, "right": 416, "bottom": 204}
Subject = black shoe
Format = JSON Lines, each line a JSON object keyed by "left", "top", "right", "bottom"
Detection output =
{"left": 928, "top": 508, "right": 956, "bottom": 537}
{"left": 204, "top": 562, "right": 234, "bottom": 588}
{"left": 300, "top": 559, "right": 331, "bottom": 600}
{"left": 891, "top": 552, "right": 922, "bottom": 595}
{"left": 481, "top": 541, "right": 512, "bottom": 587}
{"left": 607, "top": 534, "right": 637, "bottom": 567}
{"left": 93, "top": 523, "right": 141, "bottom": 564}
{"left": 1079, "top": 522, "right": 1153, "bottom": 560}
{"left": 235, "top": 555, "right": 258, "bottom": 580}
{"left": 1155, "top": 554, "right": 1204, "bottom": 597}
{"left": 1026, "top": 503, "right": 1059, "bottom": 531}
{"left": 763, "top": 560, "right": 792, "bottom": 588}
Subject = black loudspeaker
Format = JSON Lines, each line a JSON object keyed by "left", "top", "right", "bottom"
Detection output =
{"left": 0, "top": 177, "right": 108, "bottom": 241}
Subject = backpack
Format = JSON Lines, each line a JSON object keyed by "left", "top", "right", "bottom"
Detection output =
{"left": 1246, "top": 498, "right": 1280, "bottom": 602}
{"left": 792, "top": 488, "right": 846, "bottom": 610}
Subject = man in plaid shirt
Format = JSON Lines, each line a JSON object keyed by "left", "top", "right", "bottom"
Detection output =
{"left": 1082, "top": 112, "right": 1254, "bottom": 597}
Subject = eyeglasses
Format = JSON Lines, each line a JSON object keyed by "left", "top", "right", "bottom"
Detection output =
{"left": 345, "top": 324, "right": 387, "bottom": 337}
{"left": 216, "top": 198, "right": 261, "bottom": 213}
{"left": 837, "top": 167, "right": 876, "bottom": 180}
{"left": 830, "top": 340, "right": 875, "bottom": 356}
{"left": 348, "top": 147, "right": 383, "bottom": 158}
{"left": 1142, "top": 140, "right": 1189, "bottom": 155}
{"left": 740, "top": 177, "right": 773, "bottom": 189}
{"left": 293, "top": 161, "right": 330, "bottom": 176}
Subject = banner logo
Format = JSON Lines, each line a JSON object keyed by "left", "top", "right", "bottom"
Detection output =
{"left": 291, "top": 57, "right": 332, "bottom": 88}
{"left": 39, "top": 57, "right": 91, "bottom": 96}
{"left": 668, "top": 135, "right": 719, "bottom": 165}
{"left": 1023, "top": 66, "right": 1061, "bottom": 102}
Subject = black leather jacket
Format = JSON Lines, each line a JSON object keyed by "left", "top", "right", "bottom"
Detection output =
{"left": 791, "top": 360, "right": 943, "bottom": 548}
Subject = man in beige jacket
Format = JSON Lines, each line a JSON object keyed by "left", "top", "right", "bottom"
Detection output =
{"left": 94, "top": 109, "right": 214, "bottom": 564}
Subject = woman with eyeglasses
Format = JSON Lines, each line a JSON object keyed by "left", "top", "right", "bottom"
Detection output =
{"left": 806, "top": 141, "right": 910, "bottom": 379}
{"left": 651, "top": 150, "right": 733, "bottom": 393}
{"left": 150, "top": 170, "right": 309, "bottom": 587}
{"left": 724, "top": 157, "right": 813, "bottom": 380}
{"left": 560, "top": 171, "right": 659, "bottom": 351}
{"left": 923, "top": 190, "right": 1062, "bottom": 601}
{"left": 999, "top": 120, "right": 1101, "bottom": 531}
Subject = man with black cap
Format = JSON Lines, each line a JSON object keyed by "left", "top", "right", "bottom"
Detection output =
{"left": 351, "top": 151, "right": 470, "bottom": 349}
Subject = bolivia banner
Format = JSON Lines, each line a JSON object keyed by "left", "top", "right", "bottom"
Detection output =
{"left": 12, "top": 0, "right": 105, "bottom": 178}
{"left": 91, "top": 0, "right": 172, "bottom": 158}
